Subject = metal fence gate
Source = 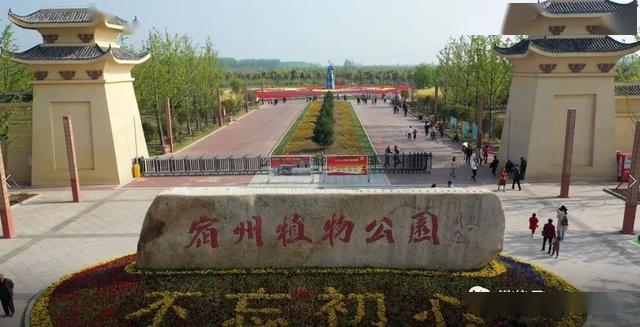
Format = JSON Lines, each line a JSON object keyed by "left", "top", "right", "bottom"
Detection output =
{"left": 136, "top": 152, "right": 432, "bottom": 177}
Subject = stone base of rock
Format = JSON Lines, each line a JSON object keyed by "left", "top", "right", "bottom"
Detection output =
{"left": 137, "top": 188, "right": 505, "bottom": 271}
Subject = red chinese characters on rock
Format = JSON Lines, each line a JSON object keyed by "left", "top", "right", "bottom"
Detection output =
{"left": 234, "top": 216, "right": 264, "bottom": 247}
{"left": 276, "top": 213, "right": 312, "bottom": 246}
{"left": 186, "top": 215, "right": 219, "bottom": 249}
{"left": 321, "top": 213, "right": 355, "bottom": 246}
{"left": 409, "top": 212, "right": 440, "bottom": 245}
{"left": 365, "top": 217, "right": 395, "bottom": 244}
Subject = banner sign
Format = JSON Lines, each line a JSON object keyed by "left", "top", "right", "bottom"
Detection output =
{"left": 326, "top": 155, "right": 368, "bottom": 176}
{"left": 462, "top": 121, "right": 470, "bottom": 139}
{"left": 450, "top": 117, "right": 457, "bottom": 132}
{"left": 472, "top": 124, "right": 478, "bottom": 142}
{"left": 270, "top": 156, "right": 312, "bottom": 176}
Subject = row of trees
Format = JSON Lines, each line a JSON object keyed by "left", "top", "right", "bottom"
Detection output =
{"left": 224, "top": 66, "right": 415, "bottom": 87}
{"left": 432, "top": 36, "right": 514, "bottom": 138}
{"left": 312, "top": 92, "right": 335, "bottom": 148}
{"left": 0, "top": 24, "right": 32, "bottom": 144}
{"left": 130, "top": 29, "right": 225, "bottom": 145}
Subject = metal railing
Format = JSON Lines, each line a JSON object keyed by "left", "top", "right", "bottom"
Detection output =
{"left": 136, "top": 152, "right": 432, "bottom": 177}
{"left": 369, "top": 152, "right": 432, "bottom": 174}
{"left": 137, "top": 156, "right": 270, "bottom": 176}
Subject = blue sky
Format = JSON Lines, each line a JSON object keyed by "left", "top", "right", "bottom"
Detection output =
{"left": 0, "top": 0, "right": 637, "bottom": 65}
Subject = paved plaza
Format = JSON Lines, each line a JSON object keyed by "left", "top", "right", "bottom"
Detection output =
{"left": 0, "top": 99, "right": 638, "bottom": 326}
{"left": 354, "top": 101, "right": 501, "bottom": 187}
{"left": 1, "top": 182, "right": 638, "bottom": 326}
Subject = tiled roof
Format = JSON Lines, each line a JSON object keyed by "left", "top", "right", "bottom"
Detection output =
{"left": 542, "top": 0, "right": 636, "bottom": 15}
{"left": 12, "top": 45, "right": 148, "bottom": 62}
{"left": 495, "top": 36, "right": 640, "bottom": 55}
{"left": 8, "top": 8, "right": 127, "bottom": 26}
{"left": 111, "top": 48, "right": 147, "bottom": 61}
{"left": 615, "top": 84, "right": 640, "bottom": 96}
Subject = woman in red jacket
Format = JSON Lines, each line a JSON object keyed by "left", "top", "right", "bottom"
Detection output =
{"left": 529, "top": 213, "right": 539, "bottom": 238}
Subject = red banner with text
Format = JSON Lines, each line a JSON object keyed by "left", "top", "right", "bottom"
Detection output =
{"left": 270, "top": 156, "right": 312, "bottom": 175}
{"left": 326, "top": 155, "right": 368, "bottom": 176}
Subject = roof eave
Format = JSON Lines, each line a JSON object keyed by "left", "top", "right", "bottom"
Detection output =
{"left": 8, "top": 15, "right": 98, "bottom": 30}
{"left": 9, "top": 55, "right": 109, "bottom": 65}
{"left": 540, "top": 12, "right": 611, "bottom": 18}
{"left": 539, "top": 0, "right": 637, "bottom": 18}
{"left": 529, "top": 45, "right": 640, "bottom": 58}
{"left": 111, "top": 53, "right": 151, "bottom": 65}
{"left": 495, "top": 47, "right": 529, "bottom": 59}
{"left": 8, "top": 10, "right": 126, "bottom": 31}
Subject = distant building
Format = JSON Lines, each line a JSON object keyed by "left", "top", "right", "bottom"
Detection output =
{"left": 496, "top": 0, "right": 640, "bottom": 181}
{"left": 6, "top": 8, "right": 149, "bottom": 186}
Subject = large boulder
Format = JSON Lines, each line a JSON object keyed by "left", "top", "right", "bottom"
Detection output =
{"left": 137, "top": 188, "right": 505, "bottom": 270}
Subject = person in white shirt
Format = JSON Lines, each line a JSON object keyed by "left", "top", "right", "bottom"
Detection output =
{"left": 470, "top": 158, "right": 478, "bottom": 182}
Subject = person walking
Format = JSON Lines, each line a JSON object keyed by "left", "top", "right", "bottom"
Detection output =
{"left": 520, "top": 157, "right": 528, "bottom": 180}
{"left": 483, "top": 144, "right": 490, "bottom": 163}
{"left": 541, "top": 219, "right": 556, "bottom": 254}
{"left": 439, "top": 125, "right": 445, "bottom": 139}
{"left": 406, "top": 126, "right": 413, "bottom": 140}
{"left": 450, "top": 157, "right": 457, "bottom": 178}
{"left": 557, "top": 206, "right": 569, "bottom": 241}
{"left": 498, "top": 169, "right": 508, "bottom": 191}
{"left": 412, "top": 127, "right": 417, "bottom": 140}
{"left": 504, "top": 159, "right": 514, "bottom": 175}
{"left": 529, "top": 213, "right": 539, "bottom": 238}
{"left": 0, "top": 274, "right": 15, "bottom": 317}
{"left": 393, "top": 145, "right": 400, "bottom": 166}
{"left": 465, "top": 146, "right": 472, "bottom": 165}
{"left": 470, "top": 158, "right": 478, "bottom": 182}
{"left": 490, "top": 156, "right": 500, "bottom": 177}
{"left": 384, "top": 146, "right": 391, "bottom": 167}
{"left": 512, "top": 165, "right": 522, "bottom": 191}
{"left": 551, "top": 236, "right": 560, "bottom": 258}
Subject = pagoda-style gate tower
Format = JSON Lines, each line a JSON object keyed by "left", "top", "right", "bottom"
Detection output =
{"left": 9, "top": 8, "right": 149, "bottom": 186}
{"left": 496, "top": 0, "right": 640, "bottom": 181}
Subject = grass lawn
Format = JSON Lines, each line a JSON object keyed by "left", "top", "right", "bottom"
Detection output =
{"left": 32, "top": 254, "right": 586, "bottom": 326}
{"left": 273, "top": 100, "right": 375, "bottom": 156}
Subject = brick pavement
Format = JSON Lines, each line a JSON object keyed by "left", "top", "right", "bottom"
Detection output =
{"left": 0, "top": 183, "right": 638, "bottom": 325}
{"left": 177, "top": 100, "right": 306, "bottom": 156}
{"left": 354, "top": 101, "right": 500, "bottom": 187}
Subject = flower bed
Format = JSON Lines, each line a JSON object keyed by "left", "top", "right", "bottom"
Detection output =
{"left": 32, "top": 255, "right": 585, "bottom": 326}
{"left": 277, "top": 101, "right": 324, "bottom": 154}
{"left": 274, "top": 100, "right": 375, "bottom": 155}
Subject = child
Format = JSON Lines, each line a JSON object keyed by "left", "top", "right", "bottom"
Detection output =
{"left": 551, "top": 237, "right": 560, "bottom": 258}
{"left": 498, "top": 169, "right": 508, "bottom": 192}
{"left": 529, "top": 213, "right": 539, "bottom": 238}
